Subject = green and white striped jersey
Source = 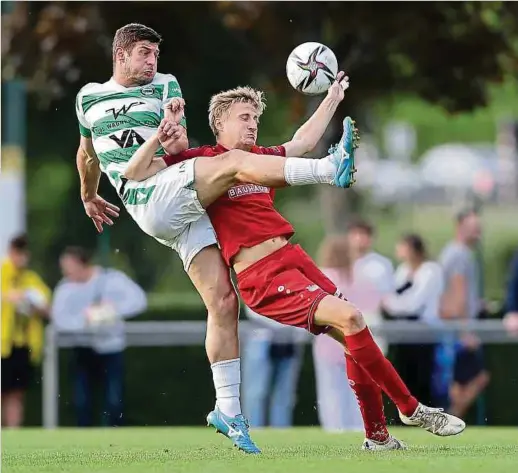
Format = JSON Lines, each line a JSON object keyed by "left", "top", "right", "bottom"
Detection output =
{"left": 75, "top": 72, "right": 185, "bottom": 192}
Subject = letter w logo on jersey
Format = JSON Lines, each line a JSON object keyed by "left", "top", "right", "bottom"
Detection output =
{"left": 106, "top": 101, "right": 144, "bottom": 120}
{"left": 228, "top": 184, "right": 269, "bottom": 199}
{"left": 109, "top": 129, "right": 146, "bottom": 149}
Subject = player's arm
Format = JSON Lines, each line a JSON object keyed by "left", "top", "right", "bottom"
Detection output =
{"left": 283, "top": 72, "right": 349, "bottom": 156}
{"left": 124, "top": 119, "right": 186, "bottom": 181}
{"left": 123, "top": 132, "right": 167, "bottom": 181}
{"left": 76, "top": 91, "right": 120, "bottom": 232}
{"left": 77, "top": 136, "right": 120, "bottom": 232}
{"left": 77, "top": 136, "right": 101, "bottom": 202}
{"left": 160, "top": 77, "right": 189, "bottom": 154}
{"left": 161, "top": 100, "right": 189, "bottom": 154}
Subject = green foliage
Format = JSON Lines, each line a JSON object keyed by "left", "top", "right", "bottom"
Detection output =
{"left": 374, "top": 78, "right": 518, "bottom": 158}
{"left": 2, "top": 2, "right": 518, "bottom": 291}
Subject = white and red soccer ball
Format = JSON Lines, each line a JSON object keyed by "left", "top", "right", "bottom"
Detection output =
{"left": 286, "top": 42, "right": 338, "bottom": 96}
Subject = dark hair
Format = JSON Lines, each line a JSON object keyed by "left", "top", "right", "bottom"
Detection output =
{"left": 61, "top": 246, "right": 94, "bottom": 265}
{"left": 9, "top": 234, "right": 28, "bottom": 252}
{"left": 401, "top": 233, "right": 427, "bottom": 259}
{"left": 347, "top": 218, "right": 374, "bottom": 236}
{"left": 112, "top": 23, "right": 162, "bottom": 59}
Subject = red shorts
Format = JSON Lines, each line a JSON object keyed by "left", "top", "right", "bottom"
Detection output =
{"left": 236, "top": 243, "right": 339, "bottom": 335}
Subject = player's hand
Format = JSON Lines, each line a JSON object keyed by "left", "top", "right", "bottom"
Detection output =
{"left": 83, "top": 194, "right": 120, "bottom": 233}
{"left": 327, "top": 71, "right": 349, "bottom": 102}
{"left": 158, "top": 119, "right": 183, "bottom": 141}
{"left": 164, "top": 97, "right": 185, "bottom": 125}
{"left": 158, "top": 118, "right": 186, "bottom": 154}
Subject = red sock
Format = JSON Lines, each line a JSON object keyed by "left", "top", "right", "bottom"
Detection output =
{"left": 345, "top": 327, "right": 419, "bottom": 417}
{"left": 345, "top": 354, "right": 389, "bottom": 442}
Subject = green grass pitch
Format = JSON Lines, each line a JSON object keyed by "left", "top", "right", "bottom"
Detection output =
{"left": 3, "top": 427, "right": 517, "bottom": 473}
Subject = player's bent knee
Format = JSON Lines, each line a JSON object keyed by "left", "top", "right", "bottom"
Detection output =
{"left": 207, "top": 284, "right": 239, "bottom": 324}
{"left": 315, "top": 295, "right": 366, "bottom": 334}
{"left": 344, "top": 305, "right": 365, "bottom": 332}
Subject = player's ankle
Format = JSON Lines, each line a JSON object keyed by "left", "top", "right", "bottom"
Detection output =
{"left": 216, "top": 398, "right": 242, "bottom": 417}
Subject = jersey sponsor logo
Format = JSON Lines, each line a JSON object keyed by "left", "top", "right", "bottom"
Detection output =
{"left": 228, "top": 183, "right": 270, "bottom": 199}
{"left": 141, "top": 85, "right": 155, "bottom": 96}
{"left": 106, "top": 101, "right": 144, "bottom": 120}
{"left": 108, "top": 129, "right": 146, "bottom": 148}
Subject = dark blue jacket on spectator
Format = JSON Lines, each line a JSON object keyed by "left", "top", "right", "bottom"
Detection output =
{"left": 505, "top": 251, "right": 518, "bottom": 313}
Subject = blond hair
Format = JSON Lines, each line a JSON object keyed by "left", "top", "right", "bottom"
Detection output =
{"left": 208, "top": 86, "right": 266, "bottom": 137}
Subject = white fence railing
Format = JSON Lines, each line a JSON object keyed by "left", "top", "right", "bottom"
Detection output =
{"left": 42, "top": 319, "right": 517, "bottom": 429}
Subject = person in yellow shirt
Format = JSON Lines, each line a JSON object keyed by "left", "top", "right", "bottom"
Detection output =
{"left": 1, "top": 235, "right": 50, "bottom": 427}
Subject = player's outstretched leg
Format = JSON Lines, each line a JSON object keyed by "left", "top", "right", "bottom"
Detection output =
{"left": 315, "top": 296, "right": 466, "bottom": 437}
{"left": 206, "top": 407, "right": 261, "bottom": 454}
{"left": 192, "top": 119, "right": 360, "bottom": 209}
{"left": 328, "top": 116, "right": 359, "bottom": 188}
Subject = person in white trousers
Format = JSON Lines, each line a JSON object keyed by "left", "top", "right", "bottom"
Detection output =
{"left": 313, "top": 223, "right": 394, "bottom": 432}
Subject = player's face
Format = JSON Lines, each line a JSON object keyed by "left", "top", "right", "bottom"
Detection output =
{"left": 221, "top": 102, "right": 259, "bottom": 149}
{"left": 120, "top": 40, "right": 159, "bottom": 86}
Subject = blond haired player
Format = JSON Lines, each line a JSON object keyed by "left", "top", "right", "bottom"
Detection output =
{"left": 126, "top": 87, "right": 465, "bottom": 453}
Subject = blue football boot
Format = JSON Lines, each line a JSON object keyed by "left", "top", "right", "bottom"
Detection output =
{"left": 206, "top": 407, "right": 261, "bottom": 454}
{"left": 329, "top": 116, "right": 359, "bottom": 188}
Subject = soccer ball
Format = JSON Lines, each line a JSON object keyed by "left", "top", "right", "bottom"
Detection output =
{"left": 286, "top": 42, "right": 338, "bottom": 95}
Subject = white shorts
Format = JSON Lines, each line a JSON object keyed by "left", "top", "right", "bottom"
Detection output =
{"left": 123, "top": 159, "right": 217, "bottom": 271}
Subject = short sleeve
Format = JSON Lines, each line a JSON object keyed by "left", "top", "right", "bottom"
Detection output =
{"left": 162, "top": 74, "right": 187, "bottom": 129}
{"left": 75, "top": 91, "right": 91, "bottom": 138}
{"left": 443, "top": 248, "right": 470, "bottom": 278}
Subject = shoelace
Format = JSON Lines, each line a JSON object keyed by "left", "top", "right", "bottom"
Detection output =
{"left": 235, "top": 417, "right": 259, "bottom": 450}
{"left": 418, "top": 408, "right": 450, "bottom": 432}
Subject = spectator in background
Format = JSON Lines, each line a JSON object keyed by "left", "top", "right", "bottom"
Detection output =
{"left": 437, "top": 209, "right": 490, "bottom": 417}
{"left": 503, "top": 249, "right": 518, "bottom": 336}
{"left": 313, "top": 234, "right": 385, "bottom": 432}
{"left": 51, "top": 246, "right": 147, "bottom": 427}
{"left": 242, "top": 306, "right": 305, "bottom": 428}
{"left": 347, "top": 219, "right": 394, "bottom": 352}
{"left": 1, "top": 235, "right": 51, "bottom": 427}
{"left": 382, "top": 234, "right": 444, "bottom": 405}
{"left": 347, "top": 219, "right": 395, "bottom": 295}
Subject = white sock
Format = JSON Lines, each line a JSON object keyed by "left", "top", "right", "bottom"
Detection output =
{"left": 284, "top": 156, "right": 336, "bottom": 186}
{"left": 211, "top": 358, "right": 242, "bottom": 417}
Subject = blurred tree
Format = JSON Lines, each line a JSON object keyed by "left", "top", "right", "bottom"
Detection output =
{"left": 2, "top": 1, "right": 518, "bottom": 279}
{"left": 5, "top": 2, "right": 518, "bottom": 111}
{"left": 4, "top": 2, "right": 518, "bottom": 111}
{"left": 214, "top": 1, "right": 518, "bottom": 231}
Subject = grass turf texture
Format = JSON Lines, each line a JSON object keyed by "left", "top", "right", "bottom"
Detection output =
{"left": 3, "top": 427, "right": 517, "bottom": 473}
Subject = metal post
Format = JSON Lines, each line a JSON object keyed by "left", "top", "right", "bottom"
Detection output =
{"left": 42, "top": 325, "right": 59, "bottom": 429}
